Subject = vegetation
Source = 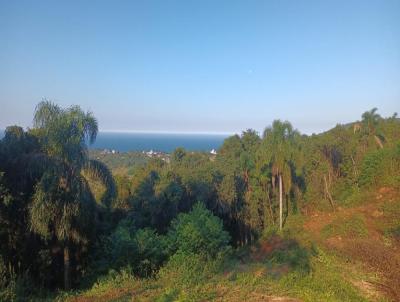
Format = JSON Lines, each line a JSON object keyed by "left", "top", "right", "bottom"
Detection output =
{"left": 1, "top": 102, "right": 399, "bottom": 301}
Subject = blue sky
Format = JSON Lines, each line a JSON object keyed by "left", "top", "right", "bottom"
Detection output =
{"left": 0, "top": 0, "right": 399, "bottom": 134}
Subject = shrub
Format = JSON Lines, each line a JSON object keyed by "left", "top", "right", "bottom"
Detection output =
{"left": 0, "top": 256, "right": 14, "bottom": 301}
{"left": 107, "top": 219, "right": 137, "bottom": 269}
{"left": 134, "top": 228, "right": 168, "bottom": 277}
{"left": 104, "top": 219, "right": 168, "bottom": 277}
{"left": 359, "top": 144, "right": 400, "bottom": 187}
{"left": 267, "top": 240, "right": 310, "bottom": 275}
{"left": 157, "top": 252, "right": 223, "bottom": 301}
{"left": 0, "top": 259, "right": 34, "bottom": 302}
{"left": 159, "top": 252, "right": 220, "bottom": 288}
{"left": 167, "top": 202, "right": 231, "bottom": 259}
{"left": 157, "top": 203, "right": 231, "bottom": 301}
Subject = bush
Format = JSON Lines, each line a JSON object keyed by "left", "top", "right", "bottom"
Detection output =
{"left": 359, "top": 145, "right": 400, "bottom": 187}
{"left": 156, "top": 203, "right": 231, "bottom": 301}
{"left": 134, "top": 228, "right": 168, "bottom": 277}
{"left": 157, "top": 252, "right": 223, "bottom": 301}
{"left": 267, "top": 240, "right": 310, "bottom": 275}
{"left": 103, "top": 219, "right": 168, "bottom": 277}
{"left": 0, "top": 256, "right": 14, "bottom": 301}
{"left": 0, "top": 258, "right": 34, "bottom": 302}
{"left": 167, "top": 202, "right": 231, "bottom": 259}
{"left": 159, "top": 252, "right": 221, "bottom": 288}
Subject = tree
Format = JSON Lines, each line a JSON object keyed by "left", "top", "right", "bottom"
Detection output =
{"left": 29, "top": 101, "right": 115, "bottom": 289}
{"left": 215, "top": 135, "right": 246, "bottom": 244}
{"left": 171, "top": 147, "right": 186, "bottom": 163}
{"left": 261, "top": 120, "right": 297, "bottom": 231}
{"left": 361, "top": 108, "right": 384, "bottom": 149}
{"left": 0, "top": 126, "right": 47, "bottom": 288}
{"left": 167, "top": 202, "right": 230, "bottom": 258}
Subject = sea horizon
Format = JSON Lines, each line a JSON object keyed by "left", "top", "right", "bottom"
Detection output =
{"left": 0, "top": 129, "right": 230, "bottom": 153}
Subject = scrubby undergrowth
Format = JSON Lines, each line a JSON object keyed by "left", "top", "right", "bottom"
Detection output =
{"left": 54, "top": 188, "right": 399, "bottom": 302}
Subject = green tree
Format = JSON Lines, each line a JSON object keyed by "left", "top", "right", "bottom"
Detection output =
{"left": 171, "top": 147, "right": 186, "bottom": 163}
{"left": 29, "top": 101, "right": 115, "bottom": 289}
{"left": 167, "top": 202, "right": 230, "bottom": 258}
{"left": 361, "top": 108, "right": 384, "bottom": 149}
{"left": 261, "top": 120, "right": 298, "bottom": 231}
{"left": 0, "top": 126, "right": 47, "bottom": 289}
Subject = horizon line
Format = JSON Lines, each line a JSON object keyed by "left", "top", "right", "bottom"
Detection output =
{"left": 99, "top": 129, "right": 237, "bottom": 135}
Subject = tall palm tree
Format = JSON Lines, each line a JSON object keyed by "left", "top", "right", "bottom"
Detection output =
{"left": 361, "top": 108, "right": 383, "bottom": 148}
{"left": 29, "top": 101, "right": 115, "bottom": 289}
{"left": 262, "top": 120, "right": 297, "bottom": 231}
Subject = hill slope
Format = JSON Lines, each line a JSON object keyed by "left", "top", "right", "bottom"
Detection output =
{"left": 60, "top": 187, "right": 399, "bottom": 302}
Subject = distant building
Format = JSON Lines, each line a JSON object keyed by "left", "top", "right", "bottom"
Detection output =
{"left": 210, "top": 149, "right": 217, "bottom": 155}
{"left": 100, "top": 149, "right": 119, "bottom": 155}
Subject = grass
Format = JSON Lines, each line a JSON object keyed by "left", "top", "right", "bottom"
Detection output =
{"left": 57, "top": 236, "right": 374, "bottom": 302}
{"left": 269, "top": 248, "right": 368, "bottom": 302}
{"left": 379, "top": 198, "right": 400, "bottom": 240}
{"left": 321, "top": 213, "right": 368, "bottom": 239}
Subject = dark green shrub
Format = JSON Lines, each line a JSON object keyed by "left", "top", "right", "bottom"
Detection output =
{"left": 133, "top": 228, "right": 168, "bottom": 277}
{"left": 104, "top": 219, "right": 168, "bottom": 277}
{"left": 359, "top": 150, "right": 386, "bottom": 186}
{"left": 108, "top": 219, "right": 137, "bottom": 269}
{"left": 267, "top": 241, "right": 310, "bottom": 275}
{"left": 167, "top": 202, "right": 231, "bottom": 258}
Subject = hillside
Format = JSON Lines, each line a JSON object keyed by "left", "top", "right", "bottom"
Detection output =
{"left": 58, "top": 186, "right": 399, "bottom": 302}
{"left": 1, "top": 104, "right": 400, "bottom": 302}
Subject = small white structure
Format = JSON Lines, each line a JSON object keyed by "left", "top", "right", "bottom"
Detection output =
{"left": 210, "top": 149, "right": 217, "bottom": 155}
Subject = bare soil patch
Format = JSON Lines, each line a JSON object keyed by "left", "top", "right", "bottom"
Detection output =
{"left": 304, "top": 187, "right": 400, "bottom": 301}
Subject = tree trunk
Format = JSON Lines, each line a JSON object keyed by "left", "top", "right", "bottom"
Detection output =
{"left": 374, "top": 135, "right": 383, "bottom": 149}
{"left": 350, "top": 155, "right": 358, "bottom": 178}
{"left": 64, "top": 244, "right": 71, "bottom": 290}
{"left": 324, "top": 174, "right": 335, "bottom": 211}
{"left": 279, "top": 174, "right": 283, "bottom": 231}
{"left": 266, "top": 189, "right": 274, "bottom": 225}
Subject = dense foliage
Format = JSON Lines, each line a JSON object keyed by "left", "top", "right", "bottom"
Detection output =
{"left": 0, "top": 102, "right": 399, "bottom": 300}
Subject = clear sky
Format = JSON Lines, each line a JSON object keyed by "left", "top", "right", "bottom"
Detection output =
{"left": 0, "top": 0, "right": 399, "bottom": 135}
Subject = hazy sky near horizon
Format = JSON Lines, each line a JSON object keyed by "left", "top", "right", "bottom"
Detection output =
{"left": 1, "top": 0, "right": 399, "bottom": 135}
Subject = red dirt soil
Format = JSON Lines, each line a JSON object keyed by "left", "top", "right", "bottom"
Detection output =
{"left": 304, "top": 187, "right": 400, "bottom": 301}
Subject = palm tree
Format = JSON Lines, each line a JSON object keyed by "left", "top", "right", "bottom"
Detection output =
{"left": 262, "top": 120, "right": 297, "bottom": 231}
{"left": 29, "top": 101, "right": 115, "bottom": 289}
{"left": 361, "top": 108, "right": 383, "bottom": 148}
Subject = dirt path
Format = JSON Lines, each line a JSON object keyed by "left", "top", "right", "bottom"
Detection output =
{"left": 303, "top": 187, "right": 400, "bottom": 301}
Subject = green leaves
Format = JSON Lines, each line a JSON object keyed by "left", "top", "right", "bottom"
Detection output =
{"left": 261, "top": 120, "right": 297, "bottom": 178}
{"left": 167, "top": 202, "right": 231, "bottom": 259}
{"left": 33, "top": 100, "right": 98, "bottom": 167}
{"left": 358, "top": 145, "right": 400, "bottom": 187}
{"left": 84, "top": 159, "right": 116, "bottom": 208}
{"left": 361, "top": 107, "right": 381, "bottom": 134}
{"left": 30, "top": 171, "right": 96, "bottom": 244}
{"left": 105, "top": 221, "right": 168, "bottom": 277}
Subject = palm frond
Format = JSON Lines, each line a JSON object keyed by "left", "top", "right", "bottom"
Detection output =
{"left": 83, "top": 112, "right": 98, "bottom": 144}
{"left": 33, "top": 100, "right": 62, "bottom": 128}
{"left": 83, "top": 159, "right": 116, "bottom": 208}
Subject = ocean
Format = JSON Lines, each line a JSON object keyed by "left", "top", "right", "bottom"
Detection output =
{"left": 92, "top": 132, "right": 229, "bottom": 152}
{"left": 0, "top": 130, "right": 229, "bottom": 153}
